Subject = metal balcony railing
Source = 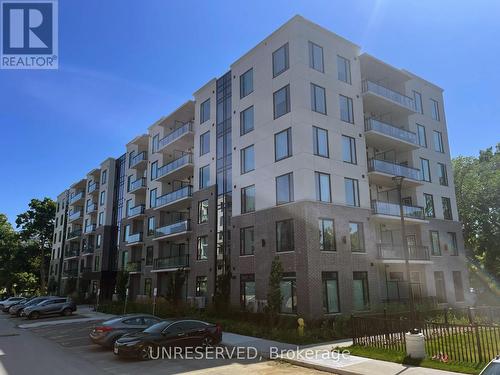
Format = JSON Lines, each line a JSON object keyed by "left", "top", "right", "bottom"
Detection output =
{"left": 156, "top": 122, "right": 193, "bottom": 151}
{"left": 129, "top": 151, "right": 147, "bottom": 168}
{"left": 156, "top": 154, "right": 193, "bottom": 180}
{"left": 368, "top": 159, "right": 421, "bottom": 181}
{"left": 377, "top": 243, "right": 430, "bottom": 261}
{"left": 155, "top": 220, "right": 191, "bottom": 238}
{"left": 155, "top": 186, "right": 192, "bottom": 208}
{"left": 364, "top": 118, "right": 417, "bottom": 145}
{"left": 362, "top": 80, "right": 416, "bottom": 112}
{"left": 371, "top": 200, "right": 425, "bottom": 220}
{"left": 153, "top": 254, "right": 189, "bottom": 270}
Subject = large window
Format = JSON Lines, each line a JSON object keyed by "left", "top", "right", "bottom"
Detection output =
{"left": 274, "top": 128, "right": 292, "bottom": 161}
{"left": 437, "top": 163, "right": 448, "bottom": 186}
{"left": 430, "top": 230, "right": 441, "bottom": 255}
{"left": 434, "top": 271, "right": 446, "bottom": 303}
{"left": 280, "top": 273, "right": 297, "bottom": 313}
{"left": 315, "top": 172, "right": 331, "bottom": 202}
{"left": 149, "top": 188, "right": 157, "bottom": 208}
{"left": 195, "top": 276, "right": 208, "bottom": 297}
{"left": 101, "top": 169, "right": 107, "bottom": 185}
{"left": 413, "top": 91, "right": 423, "bottom": 114}
{"left": 342, "top": 135, "right": 357, "bottom": 164}
{"left": 272, "top": 43, "right": 289, "bottom": 78}
{"left": 433, "top": 130, "right": 444, "bottom": 153}
{"left": 199, "top": 165, "right": 210, "bottom": 189}
{"left": 147, "top": 216, "right": 155, "bottom": 236}
{"left": 308, "top": 41, "right": 324, "bottom": 72}
{"left": 311, "top": 83, "right": 327, "bottom": 114}
{"left": 273, "top": 85, "right": 290, "bottom": 119}
{"left": 424, "top": 193, "right": 435, "bottom": 218}
{"left": 339, "top": 95, "right": 354, "bottom": 123}
{"left": 150, "top": 161, "right": 158, "bottom": 180}
{"left": 345, "top": 178, "right": 360, "bottom": 207}
{"left": 240, "top": 274, "right": 256, "bottom": 310}
{"left": 99, "top": 191, "right": 106, "bottom": 206}
{"left": 447, "top": 232, "right": 458, "bottom": 256}
{"left": 430, "top": 99, "right": 440, "bottom": 121}
{"left": 197, "top": 236, "right": 208, "bottom": 260}
{"left": 337, "top": 55, "right": 351, "bottom": 84}
{"left": 416, "top": 124, "right": 427, "bottom": 147}
{"left": 146, "top": 246, "right": 153, "bottom": 266}
{"left": 241, "top": 185, "right": 255, "bottom": 213}
{"left": 353, "top": 272, "right": 370, "bottom": 311}
{"left": 240, "top": 106, "right": 254, "bottom": 135}
{"left": 240, "top": 145, "right": 255, "bottom": 174}
{"left": 240, "top": 227, "right": 254, "bottom": 256}
{"left": 442, "top": 197, "right": 453, "bottom": 220}
{"left": 313, "top": 126, "right": 329, "bottom": 157}
{"left": 420, "top": 158, "right": 431, "bottom": 182}
{"left": 452, "top": 271, "right": 464, "bottom": 302}
{"left": 240, "top": 68, "right": 253, "bottom": 98}
{"left": 200, "top": 99, "right": 210, "bottom": 123}
{"left": 200, "top": 131, "right": 210, "bottom": 156}
{"left": 276, "top": 219, "right": 294, "bottom": 252}
{"left": 349, "top": 222, "right": 365, "bottom": 252}
{"left": 98, "top": 212, "right": 104, "bottom": 226}
{"left": 144, "top": 278, "right": 152, "bottom": 297}
{"left": 276, "top": 172, "right": 294, "bottom": 205}
{"left": 322, "top": 272, "right": 340, "bottom": 313}
{"left": 198, "top": 200, "right": 208, "bottom": 224}
{"left": 319, "top": 219, "right": 335, "bottom": 251}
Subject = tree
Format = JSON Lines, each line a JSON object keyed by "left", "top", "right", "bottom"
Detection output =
{"left": 15, "top": 198, "right": 56, "bottom": 292}
{"left": 115, "top": 270, "right": 129, "bottom": 301}
{"left": 267, "top": 256, "right": 283, "bottom": 317}
{"left": 0, "top": 214, "right": 20, "bottom": 295}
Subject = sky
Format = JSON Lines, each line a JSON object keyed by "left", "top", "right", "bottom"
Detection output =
{"left": 1, "top": 0, "right": 499, "bottom": 225}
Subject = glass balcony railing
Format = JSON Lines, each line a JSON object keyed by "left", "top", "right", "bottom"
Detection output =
{"left": 81, "top": 244, "right": 94, "bottom": 255}
{"left": 87, "top": 181, "right": 98, "bottom": 194}
{"left": 84, "top": 223, "right": 96, "bottom": 233}
{"left": 377, "top": 243, "right": 430, "bottom": 261}
{"left": 80, "top": 266, "right": 93, "bottom": 274}
{"left": 126, "top": 261, "right": 142, "bottom": 273}
{"left": 155, "top": 220, "right": 190, "bottom": 238}
{"left": 153, "top": 254, "right": 189, "bottom": 270}
{"left": 128, "top": 177, "right": 146, "bottom": 192}
{"left": 155, "top": 186, "right": 192, "bottom": 208}
{"left": 371, "top": 200, "right": 425, "bottom": 220}
{"left": 156, "top": 122, "right": 193, "bottom": 151}
{"left": 64, "top": 248, "right": 79, "bottom": 258}
{"left": 68, "top": 210, "right": 83, "bottom": 221}
{"left": 127, "top": 204, "right": 145, "bottom": 217}
{"left": 156, "top": 154, "right": 193, "bottom": 180}
{"left": 129, "top": 151, "right": 147, "bottom": 168}
{"left": 67, "top": 229, "right": 82, "bottom": 239}
{"left": 63, "top": 269, "right": 79, "bottom": 277}
{"left": 362, "top": 80, "right": 416, "bottom": 112}
{"left": 86, "top": 202, "right": 97, "bottom": 213}
{"left": 125, "top": 232, "right": 143, "bottom": 244}
{"left": 69, "top": 191, "right": 84, "bottom": 204}
{"left": 364, "top": 118, "right": 417, "bottom": 145}
{"left": 368, "top": 159, "right": 421, "bottom": 181}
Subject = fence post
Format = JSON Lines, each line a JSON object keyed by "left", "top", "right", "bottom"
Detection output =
{"left": 473, "top": 323, "right": 483, "bottom": 363}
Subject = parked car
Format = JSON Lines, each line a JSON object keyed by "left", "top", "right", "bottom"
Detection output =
{"left": 9, "top": 296, "right": 54, "bottom": 317}
{"left": 1, "top": 297, "right": 27, "bottom": 312}
{"left": 89, "top": 314, "right": 163, "bottom": 348}
{"left": 113, "top": 319, "right": 222, "bottom": 359}
{"left": 480, "top": 356, "right": 500, "bottom": 375}
{"left": 21, "top": 297, "right": 76, "bottom": 319}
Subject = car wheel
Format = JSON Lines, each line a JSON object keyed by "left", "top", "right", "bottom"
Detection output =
{"left": 201, "top": 336, "right": 214, "bottom": 348}
{"left": 29, "top": 312, "right": 40, "bottom": 320}
{"left": 62, "top": 308, "right": 72, "bottom": 317}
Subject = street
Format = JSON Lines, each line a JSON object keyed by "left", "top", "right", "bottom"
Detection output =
{"left": 0, "top": 313, "right": 328, "bottom": 375}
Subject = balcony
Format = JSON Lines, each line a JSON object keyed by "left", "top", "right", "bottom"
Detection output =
{"left": 364, "top": 118, "right": 419, "bottom": 152}
{"left": 129, "top": 151, "right": 147, "bottom": 169}
{"left": 67, "top": 228, "right": 82, "bottom": 240}
{"left": 128, "top": 177, "right": 146, "bottom": 193}
{"left": 156, "top": 122, "right": 193, "bottom": 154}
{"left": 126, "top": 261, "right": 142, "bottom": 274}
{"left": 69, "top": 191, "right": 85, "bottom": 205}
{"left": 155, "top": 154, "right": 193, "bottom": 182}
{"left": 68, "top": 209, "right": 83, "bottom": 222}
{"left": 377, "top": 243, "right": 431, "bottom": 263}
{"left": 63, "top": 269, "right": 79, "bottom": 278}
{"left": 87, "top": 181, "right": 99, "bottom": 194}
{"left": 84, "top": 223, "right": 96, "bottom": 234}
{"left": 362, "top": 80, "right": 416, "bottom": 115}
{"left": 155, "top": 186, "right": 192, "bottom": 210}
{"left": 125, "top": 232, "right": 143, "bottom": 246}
{"left": 368, "top": 159, "right": 422, "bottom": 188}
{"left": 127, "top": 204, "right": 145, "bottom": 218}
{"left": 64, "top": 248, "right": 80, "bottom": 259}
{"left": 154, "top": 220, "right": 191, "bottom": 240}
{"left": 81, "top": 244, "right": 94, "bottom": 255}
{"left": 152, "top": 255, "right": 189, "bottom": 272}
{"left": 86, "top": 202, "right": 98, "bottom": 214}
{"left": 371, "top": 200, "right": 426, "bottom": 223}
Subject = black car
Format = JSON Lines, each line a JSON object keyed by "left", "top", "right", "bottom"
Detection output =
{"left": 113, "top": 319, "right": 222, "bottom": 360}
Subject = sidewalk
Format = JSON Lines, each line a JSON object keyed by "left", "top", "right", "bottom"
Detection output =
{"left": 221, "top": 332, "right": 462, "bottom": 375}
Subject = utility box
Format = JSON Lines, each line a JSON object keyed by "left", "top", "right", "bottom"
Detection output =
{"left": 405, "top": 332, "right": 426, "bottom": 359}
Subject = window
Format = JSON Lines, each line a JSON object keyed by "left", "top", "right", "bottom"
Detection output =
{"left": 313, "top": 126, "right": 329, "bottom": 157}
{"left": 276, "top": 219, "right": 294, "bottom": 252}
{"left": 276, "top": 173, "right": 294, "bottom": 205}
{"left": 434, "top": 271, "right": 447, "bottom": 303}
{"left": 198, "top": 200, "right": 208, "bottom": 224}
{"left": 144, "top": 278, "right": 152, "bottom": 297}
{"left": 280, "top": 273, "right": 297, "bottom": 313}
{"left": 349, "top": 222, "right": 365, "bottom": 252}
{"left": 342, "top": 135, "right": 357, "bottom": 164}
{"left": 452, "top": 271, "right": 464, "bottom": 302}
{"left": 240, "top": 145, "right": 255, "bottom": 174}
{"left": 197, "top": 236, "right": 208, "bottom": 260}
{"left": 150, "top": 161, "right": 158, "bottom": 180}
{"left": 240, "top": 68, "right": 253, "bottom": 98}
{"left": 413, "top": 91, "right": 423, "bottom": 114}
{"left": 353, "top": 272, "right": 370, "bottom": 311}
{"left": 311, "top": 83, "right": 327, "bottom": 114}
{"left": 337, "top": 55, "right": 351, "bottom": 84}
{"left": 274, "top": 128, "right": 292, "bottom": 161}
{"left": 416, "top": 124, "right": 427, "bottom": 147}
{"left": 424, "top": 193, "right": 435, "bottom": 218}
{"left": 241, "top": 185, "right": 255, "bottom": 213}
{"left": 195, "top": 276, "right": 208, "bottom": 297}
{"left": 430, "top": 99, "right": 440, "bottom": 121}
{"left": 322, "top": 272, "right": 340, "bottom": 313}
{"left": 146, "top": 246, "right": 153, "bottom": 266}
{"left": 420, "top": 158, "right": 431, "bottom": 182}
{"left": 99, "top": 191, "right": 105, "bottom": 206}
{"left": 273, "top": 85, "right": 290, "bottom": 119}
{"left": 240, "top": 274, "right": 256, "bottom": 309}
{"left": 319, "top": 219, "right": 335, "bottom": 251}
{"left": 272, "top": 43, "right": 289, "bottom": 77}
{"left": 199, "top": 165, "right": 210, "bottom": 189}
{"left": 98, "top": 212, "right": 104, "bottom": 226}
{"left": 147, "top": 216, "right": 155, "bottom": 236}
{"left": 101, "top": 170, "right": 107, "bottom": 185}
{"left": 305, "top": 40, "right": 324, "bottom": 72}
{"left": 150, "top": 188, "right": 157, "bottom": 208}
{"left": 430, "top": 230, "right": 441, "bottom": 255}
{"left": 200, "top": 99, "right": 210, "bottom": 123}
{"left": 345, "top": 178, "right": 360, "bottom": 207}
{"left": 240, "top": 227, "right": 254, "bottom": 256}
{"left": 433, "top": 130, "right": 444, "bottom": 153}
{"left": 442, "top": 197, "right": 453, "bottom": 220}
{"left": 152, "top": 134, "right": 159, "bottom": 153}
{"left": 240, "top": 106, "right": 254, "bottom": 135}
{"left": 437, "top": 163, "right": 448, "bottom": 186}
{"left": 96, "top": 234, "right": 101, "bottom": 248}
{"left": 339, "top": 95, "right": 354, "bottom": 123}
{"left": 94, "top": 255, "right": 100, "bottom": 272}
{"left": 315, "top": 172, "right": 331, "bottom": 202}
{"left": 200, "top": 131, "right": 210, "bottom": 156}
{"left": 447, "top": 232, "right": 458, "bottom": 256}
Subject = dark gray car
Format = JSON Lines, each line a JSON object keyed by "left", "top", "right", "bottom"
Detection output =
{"left": 89, "top": 315, "right": 163, "bottom": 348}
{"left": 9, "top": 296, "right": 54, "bottom": 317}
{"left": 21, "top": 297, "right": 76, "bottom": 319}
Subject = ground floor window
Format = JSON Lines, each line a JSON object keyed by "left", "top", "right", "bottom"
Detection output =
{"left": 196, "top": 276, "right": 208, "bottom": 297}
{"left": 280, "top": 272, "right": 297, "bottom": 314}
{"left": 353, "top": 271, "right": 370, "bottom": 311}
{"left": 452, "top": 271, "right": 464, "bottom": 302}
{"left": 240, "top": 274, "right": 255, "bottom": 310}
{"left": 434, "top": 271, "right": 447, "bottom": 303}
{"left": 322, "top": 272, "right": 340, "bottom": 313}
{"left": 144, "top": 278, "right": 152, "bottom": 297}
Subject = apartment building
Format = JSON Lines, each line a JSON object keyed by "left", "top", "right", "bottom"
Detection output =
{"left": 50, "top": 15, "right": 469, "bottom": 318}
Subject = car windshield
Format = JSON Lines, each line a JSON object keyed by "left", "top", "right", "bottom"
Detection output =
{"left": 102, "top": 317, "right": 127, "bottom": 326}
{"left": 482, "top": 362, "right": 500, "bottom": 375}
{"left": 144, "top": 321, "right": 172, "bottom": 333}
{"left": 26, "top": 298, "right": 45, "bottom": 306}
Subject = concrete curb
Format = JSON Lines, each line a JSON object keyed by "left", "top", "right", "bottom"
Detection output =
{"left": 18, "top": 316, "right": 109, "bottom": 329}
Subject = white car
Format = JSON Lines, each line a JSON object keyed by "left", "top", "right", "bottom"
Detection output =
{"left": 480, "top": 357, "right": 500, "bottom": 375}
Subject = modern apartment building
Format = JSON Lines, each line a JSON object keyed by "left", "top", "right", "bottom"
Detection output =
{"left": 50, "top": 15, "right": 470, "bottom": 318}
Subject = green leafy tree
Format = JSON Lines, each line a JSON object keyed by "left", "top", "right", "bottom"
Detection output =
{"left": 15, "top": 198, "right": 56, "bottom": 293}
{"left": 0, "top": 214, "right": 21, "bottom": 294}
{"left": 115, "top": 270, "right": 129, "bottom": 301}
{"left": 267, "top": 256, "right": 283, "bottom": 316}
